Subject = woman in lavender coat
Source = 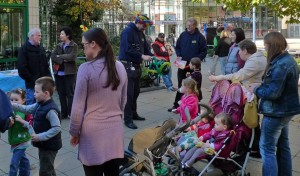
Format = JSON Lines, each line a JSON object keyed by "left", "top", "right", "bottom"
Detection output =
{"left": 69, "top": 28, "right": 127, "bottom": 176}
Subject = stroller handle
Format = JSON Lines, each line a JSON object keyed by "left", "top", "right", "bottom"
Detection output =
{"left": 166, "top": 104, "right": 212, "bottom": 138}
{"left": 190, "top": 103, "right": 213, "bottom": 125}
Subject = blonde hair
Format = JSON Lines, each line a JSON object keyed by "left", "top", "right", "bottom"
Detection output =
{"left": 182, "top": 78, "right": 199, "bottom": 97}
{"left": 220, "top": 30, "right": 230, "bottom": 39}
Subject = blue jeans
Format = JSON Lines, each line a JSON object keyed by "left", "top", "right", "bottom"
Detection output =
{"left": 260, "top": 115, "right": 293, "bottom": 176}
{"left": 9, "top": 149, "right": 30, "bottom": 176}
{"left": 219, "top": 56, "right": 227, "bottom": 75}
{"left": 162, "top": 68, "right": 173, "bottom": 89}
{"left": 25, "top": 88, "right": 36, "bottom": 105}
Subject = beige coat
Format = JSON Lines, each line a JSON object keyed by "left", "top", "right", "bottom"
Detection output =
{"left": 224, "top": 51, "right": 267, "bottom": 88}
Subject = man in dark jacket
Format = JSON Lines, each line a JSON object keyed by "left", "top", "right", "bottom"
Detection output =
{"left": 119, "top": 14, "right": 153, "bottom": 129}
{"left": 168, "top": 17, "right": 207, "bottom": 112}
{"left": 17, "top": 28, "right": 51, "bottom": 104}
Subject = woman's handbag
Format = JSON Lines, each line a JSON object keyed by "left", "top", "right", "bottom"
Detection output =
{"left": 243, "top": 95, "right": 258, "bottom": 128}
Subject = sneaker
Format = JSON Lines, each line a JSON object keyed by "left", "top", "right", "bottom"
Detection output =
{"left": 168, "top": 106, "right": 177, "bottom": 112}
{"left": 168, "top": 87, "right": 177, "bottom": 92}
{"left": 166, "top": 86, "right": 176, "bottom": 92}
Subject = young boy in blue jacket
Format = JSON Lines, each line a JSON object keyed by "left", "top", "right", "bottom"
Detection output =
{"left": 12, "top": 76, "right": 62, "bottom": 176}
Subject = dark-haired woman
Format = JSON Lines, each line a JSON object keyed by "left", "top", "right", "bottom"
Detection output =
{"left": 69, "top": 28, "right": 127, "bottom": 176}
{"left": 51, "top": 26, "right": 78, "bottom": 119}
{"left": 251, "top": 32, "right": 300, "bottom": 176}
{"left": 224, "top": 28, "right": 245, "bottom": 74}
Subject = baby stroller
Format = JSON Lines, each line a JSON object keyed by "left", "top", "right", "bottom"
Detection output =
{"left": 119, "top": 104, "right": 212, "bottom": 176}
{"left": 188, "top": 81, "right": 255, "bottom": 176}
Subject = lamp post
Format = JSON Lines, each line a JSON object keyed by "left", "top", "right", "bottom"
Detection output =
{"left": 252, "top": 7, "right": 256, "bottom": 42}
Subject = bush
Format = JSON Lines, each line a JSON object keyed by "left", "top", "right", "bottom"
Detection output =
{"left": 109, "top": 36, "right": 121, "bottom": 57}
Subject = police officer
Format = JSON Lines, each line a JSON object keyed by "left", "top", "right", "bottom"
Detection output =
{"left": 119, "top": 14, "right": 153, "bottom": 129}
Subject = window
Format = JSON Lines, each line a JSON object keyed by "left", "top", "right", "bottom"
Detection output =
{"left": 0, "top": 8, "right": 25, "bottom": 59}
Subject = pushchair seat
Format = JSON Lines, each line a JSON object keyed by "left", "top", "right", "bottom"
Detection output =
{"left": 128, "top": 118, "right": 177, "bottom": 155}
{"left": 189, "top": 82, "right": 252, "bottom": 176}
{"left": 209, "top": 80, "right": 230, "bottom": 115}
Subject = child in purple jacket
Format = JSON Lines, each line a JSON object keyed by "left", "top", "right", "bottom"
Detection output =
{"left": 181, "top": 112, "right": 233, "bottom": 168}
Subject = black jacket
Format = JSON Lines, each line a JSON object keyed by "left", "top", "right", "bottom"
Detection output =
{"left": 118, "top": 22, "right": 153, "bottom": 64}
{"left": 32, "top": 99, "right": 62, "bottom": 151}
{"left": 17, "top": 40, "right": 51, "bottom": 88}
{"left": 214, "top": 37, "right": 231, "bottom": 57}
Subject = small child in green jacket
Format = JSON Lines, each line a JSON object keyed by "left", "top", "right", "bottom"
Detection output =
{"left": 7, "top": 88, "right": 31, "bottom": 176}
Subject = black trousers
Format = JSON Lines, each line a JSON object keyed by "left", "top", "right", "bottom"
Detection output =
{"left": 55, "top": 74, "right": 75, "bottom": 118}
{"left": 173, "top": 68, "right": 191, "bottom": 107}
{"left": 39, "top": 149, "right": 58, "bottom": 176}
{"left": 83, "top": 158, "right": 121, "bottom": 176}
{"left": 123, "top": 63, "right": 141, "bottom": 123}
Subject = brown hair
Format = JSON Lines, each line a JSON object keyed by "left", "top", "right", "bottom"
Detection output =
{"left": 83, "top": 28, "right": 120, "bottom": 90}
{"left": 190, "top": 57, "right": 201, "bottom": 69}
{"left": 9, "top": 88, "right": 26, "bottom": 104}
{"left": 203, "top": 112, "right": 214, "bottom": 122}
{"left": 35, "top": 76, "right": 55, "bottom": 96}
{"left": 238, "top": 39, "right": 257, "bottom": 55}
{"left": 232, "top": 28, "right": 245, "bottom": 44}
{"left": 182, "top": 78, "right": 199, "bottom": 97}
{"left": 263, "top": 32, "right": 287, "bottom": 62}
{"left": 216, "top": 26, "right": 224, "bottom": 33}
{"left": 215, "top": 112, "right": 233, "bottom": 129}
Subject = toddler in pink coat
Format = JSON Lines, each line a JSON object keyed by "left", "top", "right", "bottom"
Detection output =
{"left": 172, "top": 78, "right": 199, "bottom": 127}
{"left": 181, "top": 112, "right": 234, "bottom": 168}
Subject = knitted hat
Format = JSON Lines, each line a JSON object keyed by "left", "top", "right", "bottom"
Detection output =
{"left": 135, "top": 14, "right": 153, "bottom": 27}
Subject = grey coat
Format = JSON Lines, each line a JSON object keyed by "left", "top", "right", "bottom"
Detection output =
{"left": 51, "top": 40, "right": 78, "bottom": 75}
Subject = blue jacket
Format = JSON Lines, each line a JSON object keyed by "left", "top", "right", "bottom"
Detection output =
{"left": 118, "top": 22, "right": 152, "bottom": 64}
{"left": 175, "top": 28, "right": 207, "bottom": 61}
{"left": 225, "top": 44, "right": 240, "bottom": 74}
{"left": 255, "top": 52, "right": 300, "bottom": 117}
